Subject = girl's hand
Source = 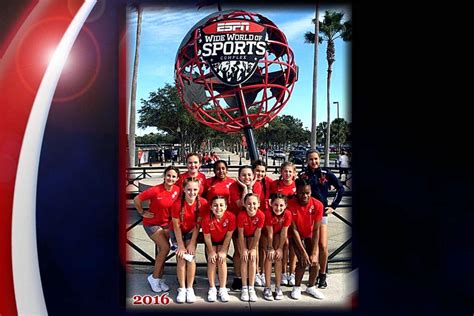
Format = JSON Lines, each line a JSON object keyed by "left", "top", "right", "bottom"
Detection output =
{"left": 309, "top": 254, "right": 319, "bottom": 266}
{"left": 177, "top": 246, "right": 186, "bottom": 259}
{"left": 325, "top": 206, "right": 335, "bottom": 215}
{"left": 141, "top": 210, "right": 154, "bottom": 218}
{"left": 275, "top": 248, "right": 283, "bottom": 261}
{"left": 242, "top": 249, "right": 249, "bottom": 263}
{"left": 186, "top": 244, "right": 196, "bottom": 256}
{"left": 267, "top": 249, "right": 275, "bottom": 261}
{"left": 217, "top": 251, "right": 227, "bottom": 264}
{"left": 302, "top": 252, "right": 311, "bottom": 266}
{"left": 208, "top": 251, "right": 217, "bottom": 264}
{"left": 249, "top": 248, "right": 257, "bottom": 262}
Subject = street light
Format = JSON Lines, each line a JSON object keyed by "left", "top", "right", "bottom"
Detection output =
{"left": 264, "top": 123, "right": 269, "bottom": 165}
{"left": 333, "top": 101, "right": 340, "bottom": 120}
{"left": 176, "top": 125, "right": 182, "bottom": 164}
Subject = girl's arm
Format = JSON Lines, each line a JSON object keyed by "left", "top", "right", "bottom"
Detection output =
{"left": 218, "top": 230, "right": 234, "bottom": 264}
{"left": 238, "top": 227, "right": 248, "bottom": 262}
{"left": 310, "top": 220, "right": 321, "bottom": 264}
{"left": 133, "top": 196, "right": 154, "bottom": 218}
{"left": 275, "top": 226, "right": 288, "bottom": 260}
{"left": 291, "top": 221, "right": 306, "bottom": 255}
{"left": 204, "top": 233, "right": 217, "bottom": 264}
{"left": 266, "top": 225, "right": 275, "bottom": 260}
{"left": 172, "top": 217, "right": 186, "bottom": 258}
{"left": 187, "top": 224, "right": 199, "bottom": 255}
{"left": 248, "top": 227, "right": 262, "bottom": 262}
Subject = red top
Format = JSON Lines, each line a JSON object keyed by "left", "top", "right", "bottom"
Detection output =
{"left": 287, "top": 198, "right": 323, "bottom": 239}
{"left": 228, "top": 181, "right": 263, "bottom": 215}
{"left": 264, "top": 209, "right": 292, "bottom": 235}
{"left": 138, "top": 184, "right": 180, "bottom": 226}
{"left": 203, "top": 176, "right": 235, "bottom": 205}
{"left": 175, "top": 172, "right": 207, "bottom": 196}
{"left": 270, "top": 180, "right": 296, "bottom": 199}
{"left": 170, "top": 197, "right": 209, "bottom": 234}
{"left": 237, "top": 209, "right": 265, "bottom": 237}
{"left": 201, "top": 211, "right": 236, "bottom": 243}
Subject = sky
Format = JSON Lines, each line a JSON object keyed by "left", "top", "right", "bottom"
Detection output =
{"left": 126, "top": 3, "right": 351, "bottom": 136}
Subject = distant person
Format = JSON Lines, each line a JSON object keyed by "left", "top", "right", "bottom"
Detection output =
{"left": 298, "top": 150, "right": 344, "bottom": 289}
{"left": 133, "top": 166, "right": 180, "bottom": 293}
{"left": 338, "top": 151, "right": 350, "bottom": 180}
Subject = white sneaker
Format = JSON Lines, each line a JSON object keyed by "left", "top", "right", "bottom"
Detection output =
{"left": 248, "top": 287, "right": 258, "bottom": 302}
{"left": 255, "top": 273, "right": 263, "bottom": 286}
{"left": 275, "top": 287, "right": 283, "bottom": 300}
{"left": 288, "top": 273, "right": 296, "bottom": 286}
{"left": 208, "top": 287, "right": 217, "bottom": 302}
{"left": 281, "top": 273, "right": 289, "bottom": 286}
{"left": 291, "top": 286, "right": 301, "bottom": 300}
{"left": 240, "top": 287, "right": 249, "bottom": 301}
{"left": 176, "top": 287, "right": 186, "bottom": 303}
{"left": 263, "top": 287, "right": 274, "bottom": 301}
{"left": 159, "top": 279, "right": 170, "bottom": 292}
{"left": 306, "top": 286, "right": 325, "bottom": 299}
{"left": 186, "top": 288, "right": 196, "bottom": 303}
{"left": 147, "top": 275, "right": 162, "bottom": 293}
{"left": 219, "top": 287, "right": 230, "bottom": 302}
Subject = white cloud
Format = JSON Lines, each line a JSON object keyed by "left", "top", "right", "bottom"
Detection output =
{"left": 277, "top": 13, "right": 315, "bottom": 41}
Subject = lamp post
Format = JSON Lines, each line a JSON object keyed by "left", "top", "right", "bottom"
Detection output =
{"left": 264, "top": 123, "right": 269, "bottom": 166}
{"left": 177, "top": 125, "right": 182, "bottom": 164}
{"left": 333, "top": 101, "right": 340, "bottom": 120}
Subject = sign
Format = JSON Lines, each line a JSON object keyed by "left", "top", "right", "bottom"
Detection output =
{"left": 199, "top": 19, "right": 267, "bottom": 85}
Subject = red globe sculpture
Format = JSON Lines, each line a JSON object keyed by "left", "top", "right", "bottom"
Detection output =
{"left": 175, "top": 9, "right": 297, "bottom": 133}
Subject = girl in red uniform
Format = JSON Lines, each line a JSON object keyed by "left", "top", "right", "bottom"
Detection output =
{"left": 263, "top": 194, "right": 292, "bottom": 301}
{"left": 251, "top": 159, "right": 273, "bottom": 286}
{"left": 237, "top": 193, "right": 265, "bottom": 302}
{"left": 287, "top": 178, "right": 325, "bottom": 300}
{"left": 134, "top": 166, "right": 180, "bottom": 293}
{"left": 170, "top": 178, "right": 209, "bottom": 303}
{"left": 228, "top": 165, "right": 262, "bottom": 290}
{"left": 175, "top": 153, "right": 207, "bottom": 196}
{"left": 201, "top": 196, "right": 236, "bottom": 302}
{"left": 203, "top": 160, "right": 235, "bottom": 204}
{"left": 270, "top": 161, "right": 297, "bottom": 286}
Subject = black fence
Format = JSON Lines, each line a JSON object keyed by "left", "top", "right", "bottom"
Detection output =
{"left": 125, "top": 165, "right": 352, "bottom": 269}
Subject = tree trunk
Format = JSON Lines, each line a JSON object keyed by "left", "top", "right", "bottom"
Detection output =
{"left": 129, "top": 6, "right": 142, "bottom": 167}
{"left": 310, "top": 3, "right": 319, "bottom": 150}
{"left": 325, "top": 62, "right": 333, "bottom": 167}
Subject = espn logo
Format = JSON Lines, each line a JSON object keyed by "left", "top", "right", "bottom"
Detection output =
{"left": 217, "top": 21, "right": 249, "bottom": 32}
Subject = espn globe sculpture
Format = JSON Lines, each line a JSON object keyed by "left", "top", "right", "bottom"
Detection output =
{"left": 175, "top": 10, "right": 298, "bottom": 134}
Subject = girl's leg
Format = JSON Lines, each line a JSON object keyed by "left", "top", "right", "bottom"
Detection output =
{"left": 273, "top": 235, "right": 283, "bottom": 286}
{"left": 216, "top": 244, "right": 228, "bottom": 288}
{"left": 248, "top": 237, "right": 257, "bottom": 287}
{"left": 240, "top": 237, "right": 249, "bottom": 287}
{"left": 232, "top": 234, "right": 241, "bottom": 278}
{"left": 305, "top": 238, "right": 318, "bottom": 287}
{"left": 289, "top": 240, "right": 297, "bottom": 275}
{"left": 258, "top": 234, "right": 267, "bottom": 276}
{"left": 282, "top": 238, "right": 289, "bottom": 275}
{"left": 176, "top": 255, "right": 186, "bottom": 289}
{"left": 291, "top": 238, "right": 307, "bottom": 287}
{"left": 318, "top": 222, "right": 329, "bottom": 275}
{"left": 185, "top": 239, "right": 197, "bottom": 288}
{"left": 207, "top": 245, "right": 217, "bottom": 288}
{"left": 149, "top": 229, "right": 170, "bottom": 278}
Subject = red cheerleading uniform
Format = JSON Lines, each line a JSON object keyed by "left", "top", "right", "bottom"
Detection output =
{"left": 201, "top": 211, "right": 236, "bottom": 243}
{"left": 170, "top": 197, "right": 209, "bottom": 234}
{"left": 287, "top": 198, "right": 323, "bottom": 239}
{"left": 175, "top": 172, "right": 207, "bottom": 196}
{"left": 228, "top": 181, "right": 263, "bottom": 215}
{"left": 270, "top": 180, "right": 297, "bottom": 199}
{"left": 203, "top": 176, "right": 235, "bottom": 205}
{"left": 137, "top": 183, "right": 180, "bottom": 226}
{"left": 264, "top": 209, "right": 292, "bottom": 235}
{"left": 237, "top": 209, "right": 265, "bottom": 237}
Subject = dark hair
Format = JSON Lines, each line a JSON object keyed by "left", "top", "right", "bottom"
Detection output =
{"left": 306, "top": 149, "right": 319, "bottom": 159}
{"left": 163, "top": 165, "right": 180, "bottom": 180}
{"left": 252, "top": 160, "right": 268, "bottom": 198}
{"left": 185, "top": 152, "right": 200, "bottom": 163}
{"left": 243, "top": 192, "right": 260, "bottom": 204}
{"left": 210, "top": 195, "right": 227, "bottom": 219}
{"left": 213, "top": 160, "right": 228, "bottom": 172}
{"left": 270, "top": 193, "right": 288, "bottom": 204}
{"left": 295, "top": 178, "right": 311, "bottom": 189}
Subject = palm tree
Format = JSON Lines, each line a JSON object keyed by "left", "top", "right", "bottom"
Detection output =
{"left": 129, "top": 3, "right": 143, "bottom": 167}
{"left": 305, "top": 10, "right": 352, "bottom": 166}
